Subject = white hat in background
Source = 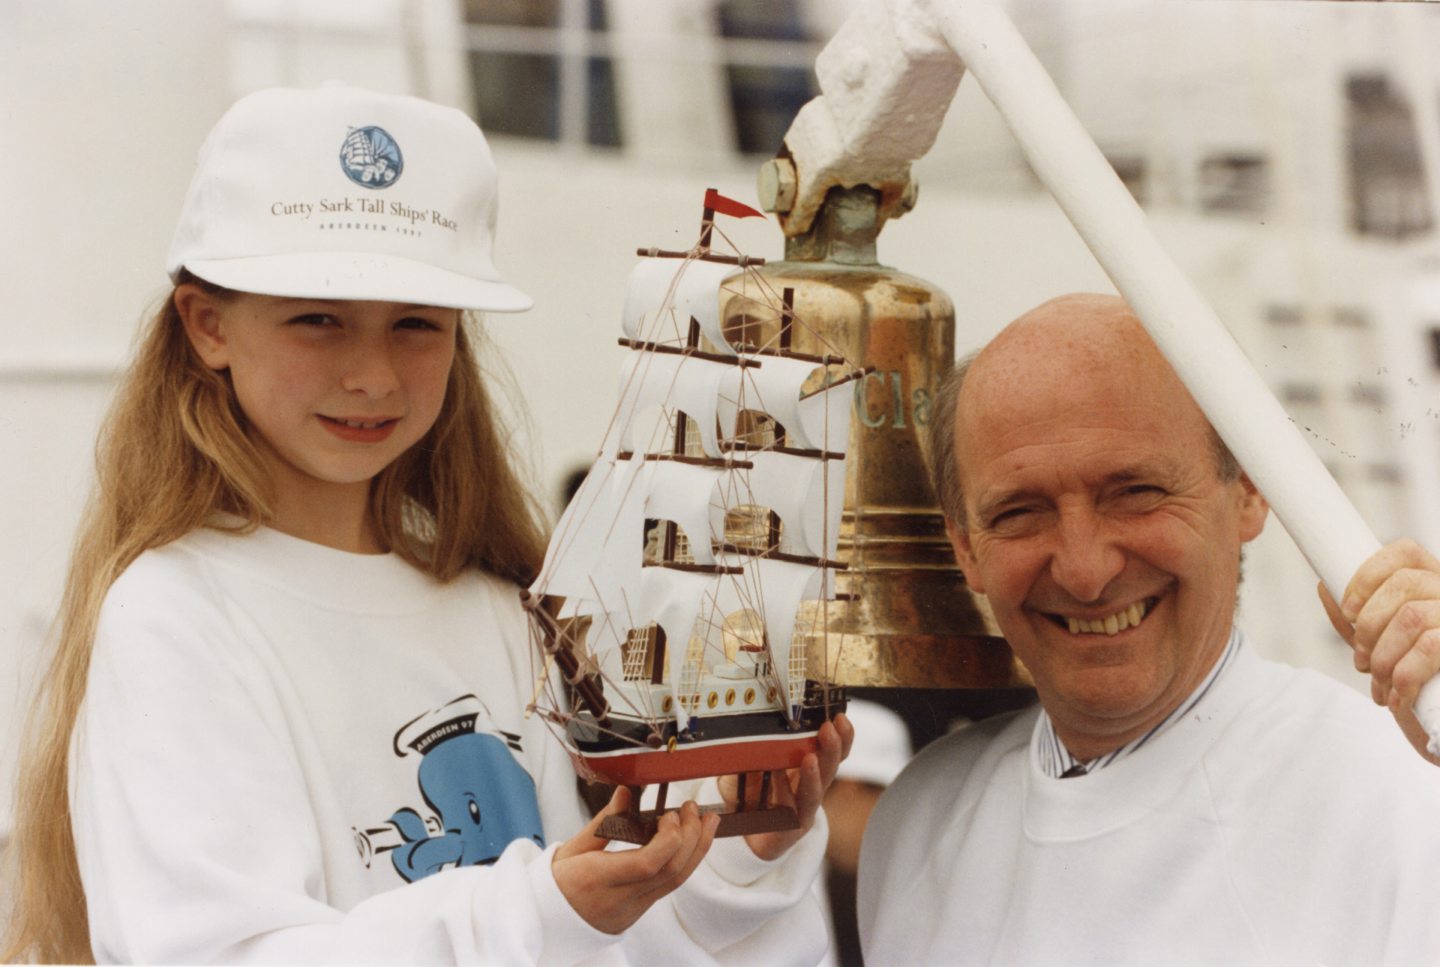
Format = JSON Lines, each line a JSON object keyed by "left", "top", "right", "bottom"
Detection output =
{"left": 166, "top": 84, "right": 532, "bottom": 312}
{"left": 836, "top": 699, "right": 913, "bottom": 787}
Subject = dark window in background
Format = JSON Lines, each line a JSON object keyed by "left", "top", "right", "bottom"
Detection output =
{"left": 1346, "top": 73, "right": 1433, "bottom": 240}
{"left": 1266, "top": 303, "right": 1305, "bottom": 327}
{"left": 1281, "top": 383, "right": 1323, "bottom": 405}
{"left": 463, "top": 0, "right": 620, "bottom": 147}
{"left": 470, "top": 52, "right": 561, "bottom": 140}
{"left": 1368, "top": 463, "right": 1404, "bottom": 484}
{"left": 464, "top": 0, "right": 558, "bottom": 141}
{"left": 1198, "top": 153, "right": 1268, "bottom": 215}
{"left": 1107, "top": 155, "right": 1148, "bottom": 207}
{"left": 462, "top": 0, "right": 820, "bottom": 155}
{"left": 1333, "top": 306, "right": 1370, "bottom": 329}
{"left": 1429, "top": 327, "right": 1440, "bottom": 371}
{"left": 585, "top": 17, "right": 621, "bottom": 149}
{"left": 717, "top": 0, "right": 817, "bottom": 156}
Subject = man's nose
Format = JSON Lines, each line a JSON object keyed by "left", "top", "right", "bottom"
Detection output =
{"left": 1047, "top": 507, "right": 1124, "bottom": 604}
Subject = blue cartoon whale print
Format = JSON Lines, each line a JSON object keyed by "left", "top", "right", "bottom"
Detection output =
{"left": 374, "top": 695, "right": 546, "bottom": 883}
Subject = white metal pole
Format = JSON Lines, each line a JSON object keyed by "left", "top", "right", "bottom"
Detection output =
{"left": 927, "top": 0, "right": 1440, "bottom": 748}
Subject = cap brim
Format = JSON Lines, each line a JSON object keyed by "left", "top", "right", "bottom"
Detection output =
{"left": 181, "top": 252, "right": 533, "bottom": 312}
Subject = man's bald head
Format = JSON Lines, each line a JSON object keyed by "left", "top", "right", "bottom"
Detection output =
{"left": 927, "top": 294, "right": 1239, "bottom": 529}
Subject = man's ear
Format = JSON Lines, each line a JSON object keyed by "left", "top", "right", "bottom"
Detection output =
{"left": 945, "top": 517, "right": 986, "bottom": 595}
{"left": 174, "top": 284, "right": 232, "bottom": 371}
{"left": 1236, "top": 472, "right": 1269, "bottom": 544}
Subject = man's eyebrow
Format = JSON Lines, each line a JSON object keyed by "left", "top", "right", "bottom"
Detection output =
{"left": 972, "top": 489, "right": 1041, "bottom": 522}
{"left": 1102, "top": 467, "right": 1151, "bottom": 485}
{"left": 970, "top": 465, "right": 1169, "bottom": 518}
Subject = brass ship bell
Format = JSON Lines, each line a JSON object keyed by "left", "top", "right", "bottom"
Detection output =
{"left": 719, "top": 182, "right": 1028, "bottom": 690}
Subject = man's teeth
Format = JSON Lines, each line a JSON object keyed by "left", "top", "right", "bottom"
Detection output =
{"left": 1066, "top": 601, "right": 1147, "bottom": 636}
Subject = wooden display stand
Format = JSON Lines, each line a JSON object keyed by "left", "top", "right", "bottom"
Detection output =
{"left": 598, "top": 774, "right": 800, "bottom": 845}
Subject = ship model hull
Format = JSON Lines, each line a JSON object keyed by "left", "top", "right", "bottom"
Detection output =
{"left": 565, "top": 681, "right": 846, "bottom": 786}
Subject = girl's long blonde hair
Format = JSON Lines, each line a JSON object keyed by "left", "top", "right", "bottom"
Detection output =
{"left": 3, "top": 278, "right": 548, "bottom": 963}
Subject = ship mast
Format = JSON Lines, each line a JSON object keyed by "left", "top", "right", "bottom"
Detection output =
{"left": 635, "top": 195, "right": 769, "bottom": 703}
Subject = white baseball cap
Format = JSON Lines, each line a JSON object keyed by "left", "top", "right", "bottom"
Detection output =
{"left": 166, "top": 84, "right": 532, "bottom": 312}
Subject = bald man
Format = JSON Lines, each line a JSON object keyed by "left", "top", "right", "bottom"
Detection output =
{"left": 858, "top": 294, "right": 1440, "bottom": 965}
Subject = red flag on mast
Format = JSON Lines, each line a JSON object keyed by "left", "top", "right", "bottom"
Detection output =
{"left": 704, "top": 188, "right": 764, "bottom": 220}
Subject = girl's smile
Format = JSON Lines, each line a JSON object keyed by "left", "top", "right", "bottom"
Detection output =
{"left": 318, "top": 414, "right": 402, "bottom": 443}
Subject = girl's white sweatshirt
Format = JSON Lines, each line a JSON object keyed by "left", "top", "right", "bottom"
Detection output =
{"left": 72, "top": 526, "right": 826, "bottom": 965}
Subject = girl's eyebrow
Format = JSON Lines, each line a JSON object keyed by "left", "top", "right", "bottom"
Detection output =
{"left": 271, "top": 297, "right": 337, "bottom": 309}
{"left": 272, "top": 298, "right": 441, "bottom": 312}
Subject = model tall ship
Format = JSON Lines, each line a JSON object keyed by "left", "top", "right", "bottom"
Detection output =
{"left": 522, "top": 190, "right": 860, "bottom": 842}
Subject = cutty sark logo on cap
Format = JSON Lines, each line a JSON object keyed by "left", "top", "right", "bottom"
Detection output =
{"left": 340, "top": 125, "right": 403, "bottom": 188}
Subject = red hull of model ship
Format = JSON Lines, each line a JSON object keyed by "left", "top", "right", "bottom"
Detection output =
{"left": 569, "top": 732, "right": 821, "bottom": 786}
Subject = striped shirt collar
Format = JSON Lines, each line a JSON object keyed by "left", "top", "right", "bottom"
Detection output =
{"left": 1036, "top": 626, "right": 1243, "bottom": 779}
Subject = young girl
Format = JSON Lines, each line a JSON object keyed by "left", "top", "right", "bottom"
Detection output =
{"left": 5, "top": 84, "right": 848, "bottom": 964}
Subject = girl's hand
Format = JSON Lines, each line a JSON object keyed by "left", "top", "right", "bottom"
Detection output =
{"left": 1319, "top": 538, "right": 1440, "bottom": 765}
{"left": 719, "top": 713, "right": 855, "bottom": 862}
{"left": 552, "top": 786, "right": 719, "bottom": 934}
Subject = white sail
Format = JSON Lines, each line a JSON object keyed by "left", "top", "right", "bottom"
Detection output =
{"left": 530, "top": 460, "right": 611, "bottom": 596}
{"left": 717, "top": 553, "right": 829, "bottom": 714}
{"left": 530, "top": 456, "right": 649, "bottom": 606}
{"left": 635, "top": 565, "right": 719, "bottom": 730}
{"left": 714, "top": 363, "right": 750, "bottom": 448}
{"left": 640, "top": 459, "right": 732, "bottom": 566}
{"left": 792, "top": 379, "right": 854, "bottom": 454}
{"left": 557, "top": 597, "right": 630, "bottom": 684}
{"left": 622, "top": 258, "right": 742, "bottom": 355}
{"left": 741, "top": 451, "right": 848, "bottom": 561}
{"left": 740, "top": 355, "right": 853, "bottom": 452}
{"left": 611, "top": 349, "right": 744, "bottom": 459}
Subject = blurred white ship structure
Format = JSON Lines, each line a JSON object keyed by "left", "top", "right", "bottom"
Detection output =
{"left": 521, "top": 190, "right": 858, "bottom": 842}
